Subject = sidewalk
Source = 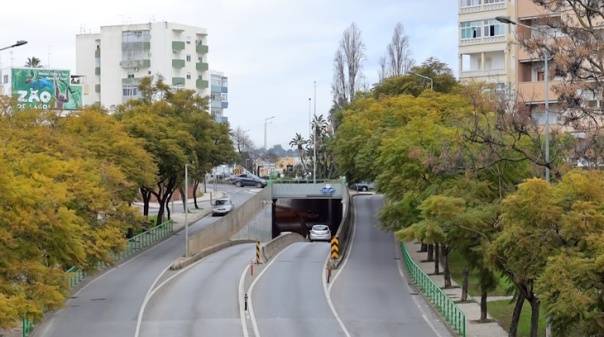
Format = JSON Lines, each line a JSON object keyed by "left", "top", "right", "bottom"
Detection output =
{"left": 404, "top": 241, "right": 509, "bottom": 337}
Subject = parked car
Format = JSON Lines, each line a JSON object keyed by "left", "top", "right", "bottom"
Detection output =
{"left": 309, "top": 224, "right": 331, "bottom": 242}
{"left": 349, "top": 181, "right": 375, "bottom": 192}
{"left": 212, "top": 198, "right": 234, "bottom": 216}
{"left": 232, "top": 174, "right": 267, "bottom": 188}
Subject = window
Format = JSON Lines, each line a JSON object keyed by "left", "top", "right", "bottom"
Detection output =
{"left": 221, "top": 93, "right": 228, "bottom": 102}
{"left": 537, "top": 71, "right": 545, "bottom": 81}
{"left": 122, "top": 84, "right": 138, "bottom": 96}
{"left": 211, "top": 75, "right": 221, "bottom": 86}
{"left": 484, "top": 19, "right": 505, "bottom": 37}
{"left": 461, "top": 0, "right": 480, "bottom": 7}
{"left": 221, "top": 78, "right": 228, "bottom": 87}
{"left": 186, "top": 54, "right": 191, "bottom": 62}
{"left": 3, "top": 75, "right": 8, "bottom": 84}
{"left": 127, "top": 73, "right": 134, "bottom": 79}
{"left": 186, "top": 72, "right": 191, "bottom": 80}
{"left": 483, "top": 0, "right": 504, "bottom": 3}
{"left": 186, "top": 36, "right": 191, "bottom": 44}
{"left": 461, "top": 21, "right": 482, "bottom": 39}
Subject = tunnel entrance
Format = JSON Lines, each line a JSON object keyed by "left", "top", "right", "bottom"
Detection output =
{"left": 273, "top": 198, "right": 343, "bottom": 238}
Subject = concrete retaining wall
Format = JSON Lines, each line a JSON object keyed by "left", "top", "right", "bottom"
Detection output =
{"left": 171, "top": 240, "right": 256, "bottom": 270}
{"left": 332, "top": 188, "right": 352, "bottom": 268}
{"left": 260, "top": 232, "right": 307, "bottom": 263}
{"left": 230, "top": 202, "right": 272, "bottom": 242}
{"left": 188, "top": 187, "right": 272, "bottom": 256}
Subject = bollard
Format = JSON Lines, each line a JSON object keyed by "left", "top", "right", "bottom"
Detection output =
{"left": 244, "top": 293, "right": 248, "bottom": 311}
{"left": 327, "top": 265, "right": 332, "bottom": 284}
{"left": 250, "top": 260, "right": 254, "bottom": 276}
{"left": 255, "top": 241, "right": 261, "bottom": 264}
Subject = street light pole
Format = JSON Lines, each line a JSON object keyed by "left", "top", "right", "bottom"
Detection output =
{"left": 308, "top": 97, "right": 312, "bottom": 138}
{"left": 408, "top": 71, "right": 433, "bottom": 91}
{"left": 184, "top": 163, "right": 189, "bottom": 257}
{"left": 313, "top": 81, "right": 317, "bottom": 184}
{"left": 496, "top": 16, "right": 550, "bottom": 183}
{"left": 0, "top": 40, "right": 27, "bottom": 52}
{"left": 264, "top": 116, "right": 275, "bottom": 152}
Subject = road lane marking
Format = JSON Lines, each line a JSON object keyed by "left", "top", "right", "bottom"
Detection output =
{"left": 238, "top": 260, "right": 252, "bottom": 337}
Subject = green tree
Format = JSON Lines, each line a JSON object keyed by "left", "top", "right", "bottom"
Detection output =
{"left": 24, "top": 57, "right": 43, "bottom": 68}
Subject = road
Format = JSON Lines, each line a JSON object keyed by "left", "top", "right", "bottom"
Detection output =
{"left": 249, "top": 242, "right": 346, "bottom": 337}
{"left": 329, "top": 194, "right": 452, "bottom": 337}
{"left": 36, "top": 185, "right": 256, "bottom": 337}
{"left": 137, "top": 243, "right": 256, "bottom": 337}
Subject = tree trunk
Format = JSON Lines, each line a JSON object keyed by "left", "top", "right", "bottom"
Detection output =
{"left": 434, "top": 243, "right": 440, "bottom": 275}
{"left": 427, "top": 244, "right": 434, "bottom": 261}
{"left": 442, "top": 245, "right": 451, "bottom": 288}
{"left": 509, "top": 293, "right": 525, "bottom": 337}
{"left": 193, "top": 181, "right": 200, "bottom": 209}
{"left": 461, "top": 264, "right": 470, "bottom": 302}
{"left": 529, "top": 298, "right": 540, "bottom": 337}
{"left": 420, "top": 243, "right": 427, "bottom": 252}
{"left": 480, "top": 288, "right": 488, "bottom": 321}
{"left": 140, "top": 187, "right": 152, "bottom": 217}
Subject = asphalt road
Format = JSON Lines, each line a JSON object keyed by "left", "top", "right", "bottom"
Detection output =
{"left": 249, "top": 242, "right": 347, "bottom": 337}
{"left": 35, "top": 185, "right": 256, "bottom": 337}
{"left": 137, "top": 243, "right": 256, "bottom": 337}
{"left": 329, "top": 194, "right": 452, "bottom": 337}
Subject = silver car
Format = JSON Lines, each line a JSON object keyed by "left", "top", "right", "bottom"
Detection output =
{"left": 212, "top": 198, "right": 234, "bottom": 216}
{"left": 309, "top": 224, "right": 331, "bottom": 242}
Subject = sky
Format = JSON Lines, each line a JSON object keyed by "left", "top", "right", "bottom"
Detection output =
{"left": 0, "top": 0, "right": 458, "bottom": 150}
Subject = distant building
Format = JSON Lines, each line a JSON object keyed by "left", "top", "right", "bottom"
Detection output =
{"left": 209, "top": 70, "right": 228, "bottom": 123}
{"left": 458, "top": 0, "right": 515, "bottom": 93}
{"left": 75, "top": 21, "right": 210, "bottom": 108}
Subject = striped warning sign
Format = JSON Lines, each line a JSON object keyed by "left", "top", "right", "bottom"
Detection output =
{"left": 330, "top": 236, "right": 339, "bottom": 259}
{"left": 256, "top": 241, "right": 261, "bottom": 264}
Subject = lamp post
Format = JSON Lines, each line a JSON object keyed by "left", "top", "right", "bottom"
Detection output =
{"left": 0, "top": 40, "right": 27, "bottom": 52}
{"left": 496, "top": 16, "right": 550, "bottom": 183}
{"left": 313, "top": 81, "right": 317, "bottom": 184}
{"left": 408, "top": 71, "right": 433, "bottom": 91}
{"left": 264, "top": 116, "right": 275, "bottom": 152}
{"left": 184, "top": 163, "right": 189, "bottom": 257}
{"left": 308, "top": 97, "right": 312, "bottom": 138}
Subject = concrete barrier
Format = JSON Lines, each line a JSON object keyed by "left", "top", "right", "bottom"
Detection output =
{"left": 331, "top": 188, "right": 352, "bottom": 269}
{"left": 187, "top": 187, "right": 272, "bottom": 256}
{"left": 260, "top": 232, "right": 307, "bottom": 263}
{"left": 170, "top": 240, "right": 257, "bottom": 270}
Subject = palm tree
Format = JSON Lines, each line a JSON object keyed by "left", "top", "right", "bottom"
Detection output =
{"left": 25, "top": 57, "right": 43, "bottom": 68}
{"left": 289, "top": 133, "right": 308, "bottom": 176}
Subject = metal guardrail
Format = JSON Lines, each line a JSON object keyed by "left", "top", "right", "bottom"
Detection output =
{"left": 22, "top": 220, "right": 174, "bottom": 336}
{"left": 400, "top": 243, "right": 466, "bottom": 337}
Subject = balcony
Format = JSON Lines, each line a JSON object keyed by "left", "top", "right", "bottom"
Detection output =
{"left": 172, "top": 77, "right": 186, "bottom": 86}
{"left": 517, "top": 80, "right": 561, "bottom": 104}
{"left": 120, "top": 59, "right": 150, "bottom": 69}
{"left": 459, "top": 35, "right": 506, "bottom": 47}
{"left": 172, "top": 59, "right": 185, "bottom": 68}
{"left": 122, "top": 78, "right": 140, "bottom": 85}
{"left": 196, "top": 44, "right": 209, "bottom": 54}
{"left": 172, "top": 41, "right": 185, "bottom": 51}
{"left": 459, "top": 1, "right": 505, "bottom": 14}
{"left": 459, "top": 68, "right": 507, "bottom": 79}
{"left": 196, "top": 62, "right": 209, "bottom": 71}
{"left": 95, "top": 49, "right": 100, "bottom": 58}
{"left": 196, "top": 79, "right": 209, "bottom": 89}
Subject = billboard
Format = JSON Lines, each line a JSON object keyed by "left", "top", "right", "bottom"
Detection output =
{"left": 11, "top": 67, "right": 83, "bottom": 110}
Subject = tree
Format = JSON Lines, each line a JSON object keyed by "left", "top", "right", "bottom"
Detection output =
{"left": 331, "top": 22, "right": 366, "bottom": 127}
{"left": 25, "top": 57, "right": 43, "bottom": 68}
{"left": 232, "top": 126, "right": 254, "bottom": 154}
{"left": 378, "top": 22, "right": 415, "bottom": 81}
{"left": 289, "top": 133, "right": 308, "bottom": 176}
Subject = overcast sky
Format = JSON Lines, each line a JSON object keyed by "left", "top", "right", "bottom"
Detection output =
{"left": 0, "top": 0, "right": 458, "bottom": 150}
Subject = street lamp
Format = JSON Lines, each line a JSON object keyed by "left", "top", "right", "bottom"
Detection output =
{"left": 184, "top": 164, "right": 190, "bottom": 257}
{"left": 408, "top": 71, "right": 434, "bottom": 91}
{"left": 308, "top": 97, "right": 312, "bottom": 138}
{"left": 496, "top": 16, "right": 550, "bottom": 183}
{"left": 264, "top": 116, "right": 275, "bottom": 151}
{"left": 313, "top": 81, "right": 317, "bottom": 184}
{"left": 0, "top": 40, "right": 27, "bottom": 52}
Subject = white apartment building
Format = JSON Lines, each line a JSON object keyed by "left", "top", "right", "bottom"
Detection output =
{"left": 458, "top": 0, "right": 515, "bottom": 92}
{"left": 209, "top": 70, "right": 229, "bottom": 123}
{"left": 76, "top": 21, "right": 210, "bottom": 108}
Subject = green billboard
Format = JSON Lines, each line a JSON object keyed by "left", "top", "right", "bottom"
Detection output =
{"left": 11, "top": 67, "right": 83, "bottom": 110}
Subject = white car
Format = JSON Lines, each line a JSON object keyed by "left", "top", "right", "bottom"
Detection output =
{"left": 309, "top": 224, "right": 331, "bottom": 242}
{"left": 212, "top": 198, "right": 234, "bottom": 216}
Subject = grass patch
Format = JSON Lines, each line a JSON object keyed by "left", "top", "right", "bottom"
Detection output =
{"left": 447, "top": 250, "right": 512, "bottom": 297}
{"left": 488, "top": 300, "right": 546, "bottom": 337}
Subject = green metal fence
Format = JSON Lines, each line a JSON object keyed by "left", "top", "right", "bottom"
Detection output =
{"left": 400, "top": 243, "right": 466, "bottom": 337}
{"left": 22, "top": 219, "right": 174, "bottom": 336}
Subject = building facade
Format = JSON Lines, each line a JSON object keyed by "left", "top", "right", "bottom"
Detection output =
{"left": 76, "top": 21, "right": 210, "bottom": 108}
{"left": 458, "top": 0, "right": 515, "bottom": 92}
{"left": 209, "top": 70, "right": 229, "bottom": 123}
